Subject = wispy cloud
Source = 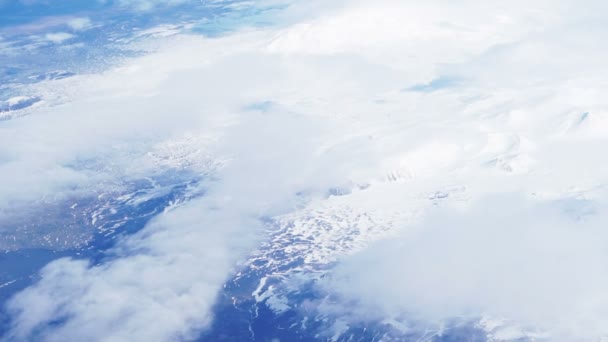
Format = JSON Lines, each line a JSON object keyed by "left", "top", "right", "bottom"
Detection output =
{"left": 1, "top": 16, "right": 93, "bottom": 36}
{"left": 66, "top": 17, "right": 92, "bottom": 31}
{"left": 113, "top": 0, "right": 191, "bottom": 11}
{"left": 43, "top": 31, "right": 74, "bottom": 43}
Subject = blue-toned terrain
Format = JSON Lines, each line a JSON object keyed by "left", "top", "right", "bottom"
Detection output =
{"left": 0, "top": 0, "right": 276, "bottom": 118}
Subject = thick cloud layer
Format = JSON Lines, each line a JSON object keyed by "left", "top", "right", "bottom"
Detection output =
{"left": 324, "top": 195, "right": 608, "bottom": 340}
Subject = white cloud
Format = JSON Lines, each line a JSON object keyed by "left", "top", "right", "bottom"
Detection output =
{"left": 6, "top": 201, "right": 261, "bottom": 341}
{"left": 43, "top": 32, "right": 75, "bottom": 43}
{"left": 66, "top": 17, "right": 92, "bottom": 31}
{"left": 114, "top": 0, "right": 190, "bottom": 11}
